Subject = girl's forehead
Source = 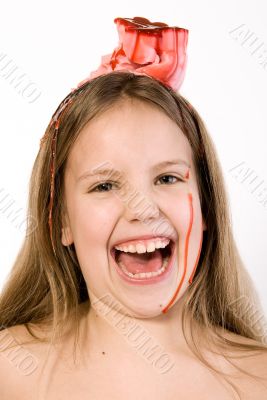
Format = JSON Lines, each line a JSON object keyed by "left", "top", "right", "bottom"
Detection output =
{"left": 72, "top": 101, "right": 192, "bottom": 154}
{"left": 64, "top": 100, "right": 195, "bottom": 179}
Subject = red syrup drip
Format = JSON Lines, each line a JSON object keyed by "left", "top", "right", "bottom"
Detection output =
{"left": 162, "top": 192, "right": 194, "bottom": 314}
{"left": 47, "top": 97, "right": 74, "bottom": 257}
{"left": 188, "top": 225, "right": 203, "bottom": 284}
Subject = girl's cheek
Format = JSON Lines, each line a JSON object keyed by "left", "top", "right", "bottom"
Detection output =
{"left": 77, "top": 200, "right": 118, "bottom": 237}
{"left": 161, "top": 190, "right": 204, "bottom": 313}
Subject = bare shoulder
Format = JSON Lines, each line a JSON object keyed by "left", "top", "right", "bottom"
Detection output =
{"left": 216, "top": 330, "right": 267, "bottom": 399}
{"left": 222, "top": 330, "right": 267, "bottom": 371}
{"left": 0, "top": 324, "right": 50, "bottom": 399}
{"left": 233, "top": 342, "right": 267, "bottom": 399}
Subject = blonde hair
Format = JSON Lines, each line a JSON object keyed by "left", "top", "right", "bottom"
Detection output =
{"left": 1, "top": 71, "right": 266, "bottom": 397}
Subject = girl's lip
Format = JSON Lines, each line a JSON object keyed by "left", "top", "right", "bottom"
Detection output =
{"left": 110, "top": 240, "right": 177, "bottom": 285}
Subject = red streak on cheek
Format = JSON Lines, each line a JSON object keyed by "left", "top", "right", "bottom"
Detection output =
{"left": 188, "top": 225, "right": 203, "bottom": 284}
{"left": 162, "top": 192, "right": 194, "bottom": 314}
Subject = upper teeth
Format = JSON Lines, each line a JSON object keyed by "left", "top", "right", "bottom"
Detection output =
{"left": 115, "top": 238, "right": 170, "bottom": 254}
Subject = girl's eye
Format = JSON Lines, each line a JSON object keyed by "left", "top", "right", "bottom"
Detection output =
{"left": 156, "top": 175, "right": 183, "bottom": 185}
{"left": 91, "top": 175, "right": 183, "bottom": 193}
{"left": 92, "top": 182, "right": 116, "bottom": 192}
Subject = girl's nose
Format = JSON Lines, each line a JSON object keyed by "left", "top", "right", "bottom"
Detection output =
{"left": 122, "top": 196, "right": 160, "bottom": 223}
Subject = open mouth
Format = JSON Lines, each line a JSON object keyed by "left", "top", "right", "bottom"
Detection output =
{"left": 110, "top": 239, "right": 176, "bottom": 283}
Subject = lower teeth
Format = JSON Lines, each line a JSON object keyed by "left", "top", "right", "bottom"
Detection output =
{"left": 117, "top": 257, "right": 169, "bottom": 279}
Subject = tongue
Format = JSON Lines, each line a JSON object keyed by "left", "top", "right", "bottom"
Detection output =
{"left": 117, "top": 249, "right": 163, "bottom": 274}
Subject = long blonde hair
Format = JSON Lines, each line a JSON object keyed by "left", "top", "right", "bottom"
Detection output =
{"left": 1, "top": 71, "right": 266, "bottom": 396}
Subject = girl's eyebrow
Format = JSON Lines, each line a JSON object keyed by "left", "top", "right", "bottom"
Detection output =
{"left": 77, "top": 159, "right": 191, "bottom": 183}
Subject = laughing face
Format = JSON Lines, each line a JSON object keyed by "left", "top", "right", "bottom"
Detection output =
{"left": 61, "top": 98, "right": 206, "bottom": 317}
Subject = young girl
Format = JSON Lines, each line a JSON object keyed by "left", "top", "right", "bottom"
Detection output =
{"left": 0, "top": 17, "right": 266, "bottom": 400}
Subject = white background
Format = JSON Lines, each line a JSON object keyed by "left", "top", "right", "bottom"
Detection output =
{"left": 0, "top": 1, "right": 266, "bottom": 315}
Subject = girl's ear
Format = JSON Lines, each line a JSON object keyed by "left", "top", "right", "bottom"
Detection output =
{"left": 202, "top": 218, "right": 207, "bottom": 231}
{"left": 61, "top": 226, "right": 74, "bottom": 246}
{"left": 61, "top": 211, "right": 74, "bottom": 246}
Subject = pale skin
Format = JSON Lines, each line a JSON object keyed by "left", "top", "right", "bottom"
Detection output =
{"left": 0, "top": 99, "right": 266, "bottom": 399}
